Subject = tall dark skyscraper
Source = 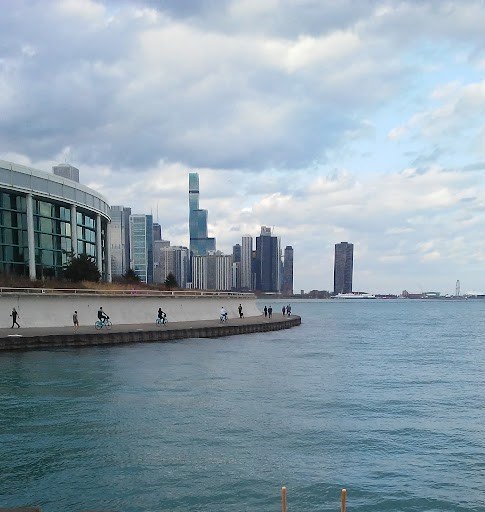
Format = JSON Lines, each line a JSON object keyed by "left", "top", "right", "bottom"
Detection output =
{"left": 282, "top": 245, "right": 294, "bottom": 295}
{"left": 152, "top": 222, "right": 162, "bottom": 241}
{"left": 255, "top": 226, "right": 280, "bottom": 292}
{"left": 188, "top": 172, "right": 216, "bottom": 256}
{"left": 334, "top": 242, "right": 353, "bottom": 294}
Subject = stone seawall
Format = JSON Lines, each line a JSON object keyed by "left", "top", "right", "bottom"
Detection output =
{"left": 0, "top": 316, "right": 301, "bottom": 352}
{"left": 0, "top": 291, "right": 260, "bottom": 328}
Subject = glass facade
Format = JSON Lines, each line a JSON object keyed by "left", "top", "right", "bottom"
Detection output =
{"left": 129, "top": 214, "right": 153, "bottom": 283}
{"left": 334, "top": 242, "right": 354, "bottom": 294}
{"left": 0, "top": 159, "right": 111, "bottom": 280}
{"left": 188, "top": 172, "right": 216, "bottom": 256}
{"left": 0, "top": 192, "right": 28, "bottom": 275}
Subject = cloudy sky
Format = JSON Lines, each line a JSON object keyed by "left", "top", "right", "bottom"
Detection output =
{"left": 1, "top": 0, "right": 484, "bottom": 294}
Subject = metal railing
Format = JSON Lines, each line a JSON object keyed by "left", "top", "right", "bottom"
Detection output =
{"left": 0, "top": 287, "right": 254, "bottom": 298}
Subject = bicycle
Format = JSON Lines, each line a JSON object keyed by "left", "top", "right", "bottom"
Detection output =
{"left": 220, "top": 314, "right": 228, "bottom": 323}
{"left": 156, "top": 316, "right": 168, "bottom": 325}
{"left": 95, "top": 318, "right": 112, "bottom": 330}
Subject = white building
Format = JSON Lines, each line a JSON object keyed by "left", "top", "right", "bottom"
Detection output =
{"left": 192, "top": 252, "right": 233, "bottom": 291}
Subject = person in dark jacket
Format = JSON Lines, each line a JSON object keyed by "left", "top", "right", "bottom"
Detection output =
{"left": 10, "top": 307, "right": 20, "bottom": 328}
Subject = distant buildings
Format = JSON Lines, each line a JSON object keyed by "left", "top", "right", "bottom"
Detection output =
{"left": 282, "top": 246, "right": 294, "bottom": 295}
{"left": 152, "top": 222, "right": 162, "bottom": 241}
{"left": 191, "top": 252, "right": 233, "bottom": 290}
{"left": 188, "top": 172, "right": 216, "bottom": 256}
{"left": 110, "top": 206, "right": 131, "bottom": 277}
{"left": 241, "top": 235, "right": 253, "bottom": 291}
{"left": 334, "top": 242, "right": 353, "bottom": 294}
{"left": 52, "top": 163, "right": 80, "bottom": 183}
{"left": 255, "top": 226, "right": 280, "bottom": 293}
{"left": 153, "top": 240, "right": 189, "bottom": 288}
{"left": 129, "top": 214, "right": 153, "bottom": 283}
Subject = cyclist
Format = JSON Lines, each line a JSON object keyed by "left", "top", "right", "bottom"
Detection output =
{"left": 157, "top": 308, "right": 167, "bottom": 324}
{"left": 220, "top": 306, "right": 228, "bottom": 322}
{"left": 97, "top": 307, "right": 109, "bottom": 325}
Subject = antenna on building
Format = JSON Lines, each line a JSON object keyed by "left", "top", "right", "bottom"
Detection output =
{"left": 456, "top": 279, "right": 460, "bottom": 297}
{"left": 157, "top": 203, "right": 159, "bottom": 222}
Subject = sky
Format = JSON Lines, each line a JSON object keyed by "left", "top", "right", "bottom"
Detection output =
{"left": 0, "top": 0, "right": 484, "bottom": 294}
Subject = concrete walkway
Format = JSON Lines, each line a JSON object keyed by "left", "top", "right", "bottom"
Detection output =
{"left": 0, "top": 314, "right": 301, "bottom": 351}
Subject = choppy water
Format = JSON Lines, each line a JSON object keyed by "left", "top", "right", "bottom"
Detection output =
{"left": 0, "top": 299, "right": 484, "bottom": 511}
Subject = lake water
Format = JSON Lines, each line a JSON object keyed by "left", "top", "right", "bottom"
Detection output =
{"left": 0, "top": 299, "right": 484, "bottom": 511}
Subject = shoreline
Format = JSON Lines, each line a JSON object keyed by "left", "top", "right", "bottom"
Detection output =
{"left": 0, "top": 314, "right": 301, "bottom": 352}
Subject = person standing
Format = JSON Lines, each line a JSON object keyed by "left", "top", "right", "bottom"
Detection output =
{"left": 238, "top": 304, "right": 243, "bottom": 318}
{"left": 10, "top": 307, "right": 20, "bottom": 328}
{"left": 287, "top": 304, "right": 291, "bottom": 316}
{"left": 268, "top": 306, "right": 273, "bottom": 318}
{"left": 73, "top": 311, "right": 79, "bottom": 330}
{"left": 282, "top": 305, "right": 286, "bottom": 316}
{"left": 263, "top": 305, "right": 268, "bottom": 317}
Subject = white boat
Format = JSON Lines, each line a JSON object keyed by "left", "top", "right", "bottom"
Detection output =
{"left": 334, "top": 293, "right": 376, "bottom": 299}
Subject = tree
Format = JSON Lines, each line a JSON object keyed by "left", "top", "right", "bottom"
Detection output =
{"left": 122, "top": 268, "right": 141, "bottom": 283}
{"left": 164, "top": 272, "right": 178, "bottom": 290}
{"left": 64, "top": 253, "right": 100, "bottom": 283}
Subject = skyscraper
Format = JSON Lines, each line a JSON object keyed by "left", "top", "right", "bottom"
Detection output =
{"left": 241, "top": 235, "right": 253, "bottom": 290}
{"left": 110, "top": 206, "right": 131, "bottom": 277}
{"left": 255, "top": 226, "right": 280, "bottom": 292}
{"left": 52, "top": 163, "right": 80, "bottom": 182}
{"left": 232, "top": 243, "right": 241, "bottom": 290}
{"left": 334, "top": 242, "right": 353, "bottom": 294}
{"left": 129, "top": 214, "right": 153, "bottom": 283}
{"left": 188, "top": 172, "right": 215, "bottom": 256}
{"left": 282, "top": 246, "right": 294, "bottom": 295}
{"left": 152, "top": 222, "right": 162, "bottom": 241}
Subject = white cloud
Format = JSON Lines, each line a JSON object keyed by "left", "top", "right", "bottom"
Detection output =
{"left": 0, "top": 1, "right": 484, "bottom": 293}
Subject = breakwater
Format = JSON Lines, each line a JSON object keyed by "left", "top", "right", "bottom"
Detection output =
{"left": 0, "top": 315, "right": 301, "bottom": 351}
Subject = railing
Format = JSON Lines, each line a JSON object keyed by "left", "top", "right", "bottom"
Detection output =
{"left": 0, "top": 287, "right": 254, "bottom": 298}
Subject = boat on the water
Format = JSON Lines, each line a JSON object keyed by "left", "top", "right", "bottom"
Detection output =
{"left": 333, "top": 293, "right": 376, "bottom": 299}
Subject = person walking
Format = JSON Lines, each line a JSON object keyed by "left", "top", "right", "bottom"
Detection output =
{"left": 268, "top": 306, "right": 273, "bottom": 318}
{"left": 73, "top": 311, "right": 79, "bottom": 330}
{"left": 282, "top": 305, "right": 286, "bottom": 316}
{"left": 238, "top": 304, "right": 243, "bottom": 318}
{"left": 10, "top": 307, "right": 20, "bottom": 328}
{"left": 263, "top": 305, "right": 268, "bottom": 317}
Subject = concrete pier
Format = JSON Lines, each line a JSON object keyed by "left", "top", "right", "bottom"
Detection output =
{"left": 0, "top": 314, "right": 301, "bottom": 352}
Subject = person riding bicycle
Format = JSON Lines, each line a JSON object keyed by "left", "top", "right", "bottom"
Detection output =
{"left": 157, "top": 308, "right": 167, "bottom": 324}
{"left": 220, "top": 306, "right": 228, "bottom": 322}
{"left": 97, "top": 307, "right": 109, "bottom": 324}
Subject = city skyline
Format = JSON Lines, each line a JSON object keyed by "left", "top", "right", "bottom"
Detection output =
{"left": 0, "top": 1, "right": 483, "bottom": 294}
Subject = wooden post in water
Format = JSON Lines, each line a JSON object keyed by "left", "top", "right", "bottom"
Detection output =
{"left": 281, "top": 486, "right": 288, "bottom": 512}
{"left": 340, "top": 488, "right": 347, "bottom": 512}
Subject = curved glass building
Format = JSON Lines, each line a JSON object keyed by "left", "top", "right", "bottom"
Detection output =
{"left": 0, "top": 159, "right": 111, "bottom": 281}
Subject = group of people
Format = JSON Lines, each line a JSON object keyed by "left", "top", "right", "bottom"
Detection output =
{"left": 281, "top": 304, "right": 292, "bottom": 316}
{"left": 263, "top": 304, "right": 292, "bottom": 318}
{"left": 220, "top": 304, "right": 244, "bottom": 321}
{"left": 8, "top": 303, "right": 253, "bottom": 329}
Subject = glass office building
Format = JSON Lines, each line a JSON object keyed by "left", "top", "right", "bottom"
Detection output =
{"left": 0, "top": 159, "right": 111, "bottom": 280}
{"left": 129, "top": 214, "right": 153, "bottom": 283}
{"left": 334, "top": 242, "right": 354, "bottom": 294}
{"left": 188, "top": 172, "right": 215, "bottom": 256}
